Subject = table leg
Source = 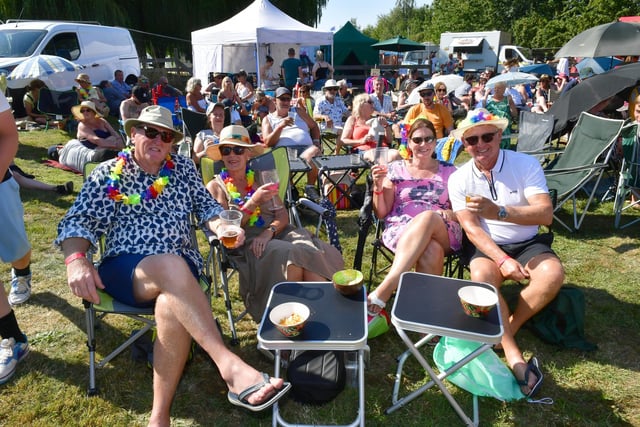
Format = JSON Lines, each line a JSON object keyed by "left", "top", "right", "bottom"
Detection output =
{"left": 387, "top": 328, "right": 490, "bottom": 426}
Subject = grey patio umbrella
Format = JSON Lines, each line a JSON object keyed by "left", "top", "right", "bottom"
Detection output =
{"left": 549, "top": 62, "right": 640, "bottom": 134}
{"left": 555, "top": 21, "right": 640, "bottom": 58}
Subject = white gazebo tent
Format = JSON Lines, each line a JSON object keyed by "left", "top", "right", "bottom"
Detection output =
{"left": 191, "top": 0, "right": 333, "bottom": 87}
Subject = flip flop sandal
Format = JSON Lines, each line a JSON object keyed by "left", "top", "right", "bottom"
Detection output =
{"left": 227, "top": 372, "right": 292, "bottom": 412}
{"left": 517, "top": 356, "right": 544, "bottom": 398}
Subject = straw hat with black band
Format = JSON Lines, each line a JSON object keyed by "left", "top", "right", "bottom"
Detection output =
{"left": 123, "top": 105, "right": 183, "bottom": 141}
{"left": 206, "top": 125, "right": 264, "bottom": 161}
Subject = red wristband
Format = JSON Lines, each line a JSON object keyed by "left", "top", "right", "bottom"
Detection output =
{"left": 373, "top": 190, "right": 384, "bottom": 195}
{"left": 497, "top": 255, "right": 511, "bottom": 268}
{"left": 65, "top": 252, "right": 86, "bottom": 265}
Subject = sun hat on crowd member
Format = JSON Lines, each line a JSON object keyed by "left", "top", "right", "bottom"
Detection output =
{"left": 75, "top": 73, "right": 92, "bottom": 84}
{"left": 275, "top": 87, "right": 291, "bottom": 98}
{"left": 451, "top": 108, "right": 509, "bottom": 140}
{"left": 71, "top": 100, "right": 102, "bottom": 120}
{"left": 323, "top": 79, "right": 339, "bottom": 90}
{"left": 206, "top": 125, "right": 265, "bottom": 161}
{"left": 123, "top": 105, "right": 183, "bottom": 141}
{"left": 337, "top": 79, "right": 349, "bottom": 88}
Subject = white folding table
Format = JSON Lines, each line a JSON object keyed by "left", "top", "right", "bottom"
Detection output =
{"left": 258, "top": 281, "right": 368, "bottom": 427}
{"left": 386, "top": 272, "right": 503, "bottom": 426}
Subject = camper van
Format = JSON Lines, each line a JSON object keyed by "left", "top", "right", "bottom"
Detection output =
{"left": 0, "top": 20, "right": 139, "bottom": 113}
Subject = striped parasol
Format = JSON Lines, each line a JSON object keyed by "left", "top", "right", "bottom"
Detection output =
{"left": 7, "top": 55, "right": 82, "bottom": 81}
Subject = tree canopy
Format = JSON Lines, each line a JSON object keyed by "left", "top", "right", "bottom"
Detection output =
{"left": 361, "top": 0, "right": 640, "bottom": 52}
{"left": 0, "top": 0, "right": 327, "bottom": 59}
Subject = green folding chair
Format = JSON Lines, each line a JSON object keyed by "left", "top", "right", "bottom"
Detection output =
{"left": 544, "top": 112, "right": 624, "bottom": 232}
{"left": 613, "top": 122, "right": 640, "bottom": 229}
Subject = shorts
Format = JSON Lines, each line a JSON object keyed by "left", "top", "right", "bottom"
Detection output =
{"left": 98, "top": 254, "right": 199, "bottom": 308}
{"left": 464, "top": 232, "right": 557, "bottom": 266}
{"left": 0, "top": 177, "right": 31, "bottom": 263}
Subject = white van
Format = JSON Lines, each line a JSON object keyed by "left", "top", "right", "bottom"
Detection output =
{"left": 0, "top": 20, "right": 139, "bottom": 113}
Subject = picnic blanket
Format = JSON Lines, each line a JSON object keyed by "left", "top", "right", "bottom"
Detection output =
{"left": 42, "top": 159, "right": 82, "bottom": 175}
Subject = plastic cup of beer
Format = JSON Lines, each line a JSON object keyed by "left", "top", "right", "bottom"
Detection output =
{"left": 219, "top": 210, "right": 242, "bottom": 248}
{"left": 220, "top": 225, "right": 242, "bottom": 249}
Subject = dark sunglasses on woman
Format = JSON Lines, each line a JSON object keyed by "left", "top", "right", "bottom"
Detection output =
{"left": 220, "top": 146, "right": 247, "bottom": 156}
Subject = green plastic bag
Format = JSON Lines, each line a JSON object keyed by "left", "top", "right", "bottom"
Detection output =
{"left": 433, "top": 336, "right": 526, "bottom": 402}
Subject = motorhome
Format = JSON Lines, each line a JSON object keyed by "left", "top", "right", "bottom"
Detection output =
{"left": 440, "top": 31, "right": 532, "bottom": 73}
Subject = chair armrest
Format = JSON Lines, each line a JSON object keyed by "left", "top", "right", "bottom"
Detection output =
{"left": 297, "top": 197, "right": 330, "bottom": 219}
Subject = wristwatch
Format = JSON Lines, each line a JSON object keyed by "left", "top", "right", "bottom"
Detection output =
{"left": 497, "top": 206, "right": 508, "bottom": 221}
{"left": 268, "top": 225, "right": 277, "bottom": 235}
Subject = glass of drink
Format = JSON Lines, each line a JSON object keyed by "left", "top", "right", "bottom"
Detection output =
{"left": 465, "top": 181, "right": 483, "bottom": 206}
{"left": 259, "top": 169, "right": 284, "bottom": 210}
{"left": 219, "top": 210, "right": 243, "bottom": 249}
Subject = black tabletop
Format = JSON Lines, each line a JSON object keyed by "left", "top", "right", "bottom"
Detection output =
{"left": 258, "top": 281, "right": 367, "bottom": 350}
{"left": 392, "top": 272, "right": 503, "bottom": 344}
{"left": 289, "top": 157, "right": 310, "bottom": 173}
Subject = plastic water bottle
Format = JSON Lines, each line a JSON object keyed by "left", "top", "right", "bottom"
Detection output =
{"left": 288, "top": 106, "right": 297, "bottom": 122}
{"left": 294, "top": 77, "right": 301, "bottom": 99}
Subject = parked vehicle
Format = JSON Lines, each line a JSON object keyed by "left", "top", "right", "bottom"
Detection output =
{"left": 439, "top": 31, "right": 532, "bottom": 73}
{"left": 0, "top": 20, "right": 139, "bottom": 115}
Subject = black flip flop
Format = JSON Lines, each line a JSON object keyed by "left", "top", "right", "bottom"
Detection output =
{"left": 227, "top": 372, "right": 291, "bottom": 412}
{"left": 517, "top": 356, "right": 544, "bottom": 398}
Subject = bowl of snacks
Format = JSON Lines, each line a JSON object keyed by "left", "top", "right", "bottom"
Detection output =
{"left": 332, "top": 269, "right": 364, "bottom": 296}
{"left": 269, "top": 302, "right": 310, "bottom": 337}
{"left": 457, "top": 286, "right": 498, "bottom": 318}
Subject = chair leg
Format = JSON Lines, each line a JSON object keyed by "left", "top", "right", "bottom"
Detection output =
{"left": 85, "top": 301, "right": 99, "bottom": 396}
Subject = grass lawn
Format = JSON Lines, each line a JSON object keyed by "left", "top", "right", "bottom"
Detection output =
{"left": 1, "top": 127, "right": 639, "bottom": 426}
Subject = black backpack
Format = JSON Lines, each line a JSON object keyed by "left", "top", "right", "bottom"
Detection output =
{"left": 286, "top": 350, "right": 346, "bottom": 404}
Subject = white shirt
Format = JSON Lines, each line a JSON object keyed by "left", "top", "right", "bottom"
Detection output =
{"left": 448, "top": 150, "right": 548, "bottom": 244}
{"left": 266, "top": 113, "right": 313, "bottom": 147}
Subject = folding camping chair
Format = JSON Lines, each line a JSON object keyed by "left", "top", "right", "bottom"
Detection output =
{"left": 516, "top": 111, "right": 561, "bottom": 165}
{"left": 80, "top": 162, "right": 210, "bottom": 395}
{"left": 613, "top": 122, "right": 640, "bottom": 229}
{"left": 544, "top": 112, "right": 624, "bottom": 232}
{"left": 37, "top": 87, "right": 77, "bottom": 128}
{"left": 180, "top": 108, "right": 208, "bottom": 157}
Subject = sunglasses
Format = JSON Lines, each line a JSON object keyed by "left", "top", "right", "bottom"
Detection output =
{"left": 80, "top": 109, "right": 93, "bottom": 113}
{"left": 326, "top": 88, "right": 338, "bottom": 91}
{"left": 436, "top": 89, "right": 447, "bottom": 93}
{"left": 220, "top": 146, "right": 247, "bottom": 156}
{"left": 366, "top": 100, "right": 373, "bottom": 104}
{"left": 411, "top": 136, "right": 436, "bottom": 144}
{"left": 278, "top": 97, "right": 292, "bottom": 102}
{"left": 464, "top": 130, "right": 499, "bottom": 146}
{"left": 420, "top": 91, "right": 434, "bottom": 97}
{"left": 136, "top": 125, "right": 174, "bottom": 143}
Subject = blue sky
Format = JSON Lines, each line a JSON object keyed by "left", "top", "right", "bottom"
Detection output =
{"left": 317, "top": 0, "right": 431, "bottom": 32}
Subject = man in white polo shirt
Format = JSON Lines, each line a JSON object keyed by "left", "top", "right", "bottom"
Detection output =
{"left": 448, "top": 108, "right": 565, "bottom": 399}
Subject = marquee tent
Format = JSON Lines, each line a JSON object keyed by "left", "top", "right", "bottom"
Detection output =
{"left": 333, "top": 21, "right": 378, "bottom": 67}
{"left": 191, "top": 0, "right": 333, "bottom": 87}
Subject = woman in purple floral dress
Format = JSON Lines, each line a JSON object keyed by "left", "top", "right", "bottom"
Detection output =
{"left": 367, "top": 118, "right": 462, "bottom": 314}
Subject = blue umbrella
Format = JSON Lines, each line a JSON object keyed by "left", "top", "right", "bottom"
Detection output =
{"left": 575, "top": 57, "right": 624, "bottom": 75}
{"left": 7, "top": 55, "right": 81, "bottom": 81}
{"left": 519, "top": 63, "right": 555, "bottom": 76}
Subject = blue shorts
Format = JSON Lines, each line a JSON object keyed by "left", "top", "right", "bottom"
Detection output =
{"left": 0, "top": 177, "right": 31, "bottom": 263}
{"left": 98, "top": 254, "right": 199, "bottom": 308}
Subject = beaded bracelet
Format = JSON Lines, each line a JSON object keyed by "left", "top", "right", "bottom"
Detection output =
{"left": 373, "top": 190, "right": 384, "bottom": 195}
{"left": 239, "top": 205, "right": 253, "bottom": 215}
{"left": 65, "top": 252, "right": 86, "bottom": 266}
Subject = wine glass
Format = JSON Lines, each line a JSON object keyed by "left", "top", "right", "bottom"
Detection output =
{"left": 259, "top": 169, "right": 284, "bottom": 211}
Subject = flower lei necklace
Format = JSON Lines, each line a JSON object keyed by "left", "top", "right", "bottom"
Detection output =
{"left": 220, "top": 167, "right": 264, "bottom": 227}
{"left": 106, "top": 147, "right": 175, "bottom": 205}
